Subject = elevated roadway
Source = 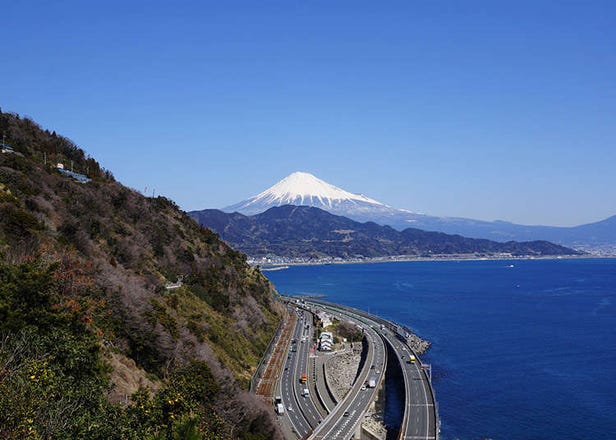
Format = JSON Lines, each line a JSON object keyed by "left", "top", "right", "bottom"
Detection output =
{"left": 276, "top": 298, "right": 438, "bottom": 440}
{"left": 305, "top": 299, "right": 439, "bottom": 440}
{"left": 305, "top": 303, "right": 386, "bottom": 440}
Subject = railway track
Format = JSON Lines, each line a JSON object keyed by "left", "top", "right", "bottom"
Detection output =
{"left": 256, "top": 307, "right": 298, "bottom": 399}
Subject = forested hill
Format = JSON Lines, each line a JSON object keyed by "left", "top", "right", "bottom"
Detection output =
{"left": 0, "top": 110, "right": 283, "bottom": 439}
{"left": 190, "top": 205, "right": 581, "bottom": 259}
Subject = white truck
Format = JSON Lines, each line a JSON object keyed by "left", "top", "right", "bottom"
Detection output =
{"left": 303, "top": 388, "right": 309, "bottom": 397}
{"left": 276, "top": 403, "right": 285, "bottom": 415}
{"left": 367, "top": 377, "right": 376, "bottom": 388}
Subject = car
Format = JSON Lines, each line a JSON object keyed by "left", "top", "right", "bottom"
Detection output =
{"left": 343, "top": 411, "right": 350, "bottom": 417}
{"left": 361, "top": 385, "right": 367, "bottom": 391}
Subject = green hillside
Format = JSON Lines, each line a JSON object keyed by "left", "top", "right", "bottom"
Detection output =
{"left": 0, "top": 110, "right": 283, "bottom": 439}
{"left": 190, "top": 206, "right": 581, "bottom": 259}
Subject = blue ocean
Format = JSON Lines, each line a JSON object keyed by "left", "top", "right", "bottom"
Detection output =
{"left": 265, "top": 259, "right": 616, "bottom": 440}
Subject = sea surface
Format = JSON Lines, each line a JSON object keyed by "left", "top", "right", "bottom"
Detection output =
{"left": 265, "top": 258, "right": 616, "bottom": 440}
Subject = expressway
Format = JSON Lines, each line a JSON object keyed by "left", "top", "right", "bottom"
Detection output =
{"left": 305, "top": 303, "right": 386, "bottom": 440}
{"left": 277, "top": 308, "right": 323, "bottom": 438}
{"left": 380, "top": 328, "right": 437, "bottom": 440}
{"left": 307, "top": 344, "right": 331, "bottom": 417}
{"left": 313, "top": 348, "right": 340, "bottom": 411}
{"left": 275, "top": 298, "right": 438, "bottom": 440}
{"left": 305, "top": 299, "right": 439, "bottom": 440}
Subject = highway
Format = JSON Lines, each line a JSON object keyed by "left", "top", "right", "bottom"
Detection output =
{"left": 315, "top": 353, "right": 337, "bottom": 415}
{"left": 307, "top": 344, "right": 332, "bottom": 418}
{"left": 380, "top": 328, "right": 437, "bottom": 440}
{"left": 306, "top": 303, "right": 386, "bottom": 440}
{"left": 278, "top": 308, "right": 323, "bottom": 438}
{"left": 305, "top": 299, "right": 439, "bottom": 440}
{"left": 274, "top": 298, "right": 438, "bottom": 440}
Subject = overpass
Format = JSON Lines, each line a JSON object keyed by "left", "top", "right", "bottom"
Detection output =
{"left": 271, "top": 298, "right": 439, "bottom": 440}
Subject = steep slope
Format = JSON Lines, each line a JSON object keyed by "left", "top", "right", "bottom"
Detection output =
{"left": 190, "top": 205, "right": 580, "bottom": 259}
{"left": 222, "top": 172, "right": 615, "bottom": 249}
{"left": 0, "top": 110, "right": 283, "bottom": 439}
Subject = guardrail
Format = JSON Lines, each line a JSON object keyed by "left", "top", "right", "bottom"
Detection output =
{"left": 301, "top": 297, "right": 439, "bottom": 440}
{"left": 348, "top": 331, "right": 388, "bottom": 440}
{"left": 302, "top": 300, "right": 385, "bottom": 440}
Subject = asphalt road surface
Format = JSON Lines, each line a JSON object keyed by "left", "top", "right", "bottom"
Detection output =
{"left": 306, "top": 299, "right": 438, "bottom": 440}
{"left": 306, "top": 303, "right": 386, "bottom": 440}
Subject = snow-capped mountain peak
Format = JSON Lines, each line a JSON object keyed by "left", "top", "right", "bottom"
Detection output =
{"left": 223, "top": 171, "right": 393, "bottom": 216}
{"left": 250, "top": 171, "right": 384, "bottom": 207}
{"left": 207, "top": 172, "right": 616, "bottom": 249}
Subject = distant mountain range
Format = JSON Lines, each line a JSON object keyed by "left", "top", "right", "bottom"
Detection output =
{"left": 222, "top": 172, "right": 615, "bottom": 250}
{"left": 189, "top": 205, "right": 580, "bottom": 259}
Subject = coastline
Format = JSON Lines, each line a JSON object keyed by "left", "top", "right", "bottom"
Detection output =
{"left": 271, "top": 259, "right": 616, "bottom": 439}
{"left": 252, "top": 253, "right": 615, "bottom": 269}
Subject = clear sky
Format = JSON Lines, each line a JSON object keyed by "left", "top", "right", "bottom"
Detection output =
{"left": 2, "top": 1, "right": 615, "bottom": 226}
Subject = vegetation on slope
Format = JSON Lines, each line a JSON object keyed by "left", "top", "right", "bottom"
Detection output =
{"left": 0, "top": 109, "right": 283, "bottom": 439}
{"left": 190, "top": 205, "right": 581, "bottom": 259}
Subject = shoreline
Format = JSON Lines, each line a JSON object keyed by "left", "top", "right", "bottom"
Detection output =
{"left": 253, "top": 253, "right": 615, "bottom": 269}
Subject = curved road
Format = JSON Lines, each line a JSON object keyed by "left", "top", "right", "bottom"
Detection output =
{"left": 381, "top": 328, "right": 437, "bottom": 440}
{"left": 306, "top": 299, "right": 439, "bottom": 440}
{"left": 276, "top": 298, "right": 438, "bottom": 440}
{"left": 306, "top": 303, "right": 386, "bottom": 440}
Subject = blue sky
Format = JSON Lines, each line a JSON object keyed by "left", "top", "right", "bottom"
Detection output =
{"left": 2, "top": 1, "right": 615, "bottom": 226}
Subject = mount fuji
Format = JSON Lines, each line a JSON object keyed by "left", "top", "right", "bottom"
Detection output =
{"left": 223, "top": 171, "right": 412, "bottom": 221}
{"left": 218, "top": 172, "right": 615, "bottom": 250}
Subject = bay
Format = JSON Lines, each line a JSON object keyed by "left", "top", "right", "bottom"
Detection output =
{"left": 265, "top": 258, "right": 616, "bottom": 440}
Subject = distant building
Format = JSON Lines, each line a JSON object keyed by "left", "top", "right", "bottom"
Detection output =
{"left": 56, "top": 163, "right": 90, "bottom": 183}
{"left": 319, "top": 331, "right": 333, "bottom": 351}
{"left": 317, "top": 311, "right": 332, "bottom": 328}
{"left": 1, "top": 142, "right": 14, "bottom": 154}
{"left": 319, "top": 339, "right": 332, "bottom": 351}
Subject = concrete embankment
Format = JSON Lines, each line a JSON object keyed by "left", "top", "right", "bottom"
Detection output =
{"left": 323, "top": 337, "right": 389, "bottom": 440}
{"left": 324, "top": 340, "right": 364, "bottom": 401}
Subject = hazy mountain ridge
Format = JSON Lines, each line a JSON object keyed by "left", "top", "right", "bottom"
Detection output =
{"left": 0, "top": 110, "right": 282, "bottom": 439}
{"left": 190, "top": 205, "right": 580, "bottom": 259}
{"left": 224, "top": 172, "right": 615, "bottom": 249}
